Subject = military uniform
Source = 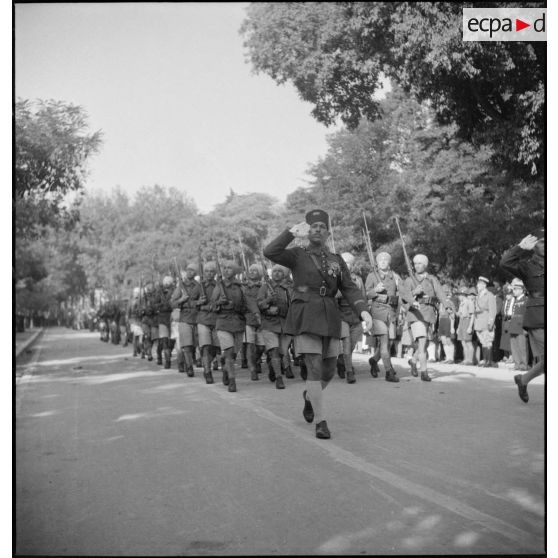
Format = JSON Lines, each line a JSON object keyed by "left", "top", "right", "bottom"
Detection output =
{"left": 243, "top": 277, "right": 266, "bottom": 380}
{"left": 501, "top": 239, "right": 545, "bottom": 403}
{"left": 197, "top": 272, "right": 221, "bottom": 383}
{"left": 365, "top": 267, "right": 401, "bottom": 381}
{"left": 257, "top": 276, "right": 292, "bottom": 389}
{"left": 264, "top": 214, "right": 369, "bottom": 440}
{"left": 502, "top": 291, "right": 528, "bottom": 370}
{"left": 211, "top": 275, "right": 247, "bottom": 391}
{"left": 264, "top": 230, "right": 367, "bottom": 346}
{"left": 170, "top": 277, "right": 201, "bottom": 376}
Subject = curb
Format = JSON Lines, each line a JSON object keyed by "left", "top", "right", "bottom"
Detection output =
{"left": 15, "top": 328, "right": 45, "bottom": 359}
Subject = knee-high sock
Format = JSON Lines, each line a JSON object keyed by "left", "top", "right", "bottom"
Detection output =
{"left": 306, "top": 380, "right": 324, "bottom": 423}
{"left": 342, "top": 337, "right": 353, "bottom": 371}
{"left": 225, "top": 348, "right": 236, "bottom": 379}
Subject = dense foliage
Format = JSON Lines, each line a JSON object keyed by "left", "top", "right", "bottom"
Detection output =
{"left": 241, "top": 2, "right": 545, "bottom": 176}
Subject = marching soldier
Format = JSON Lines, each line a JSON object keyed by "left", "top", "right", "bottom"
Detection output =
{"left": 196, "top": 261, "right": 221, "bottom": 384}
{"left": 365, "top": 251, "right": 401, "bottom": 382}
{"left": 211, "top": 261, "right": 247, "bottom": 392}
{"left": 243, "top": 264, "right": 266, "bottom": 381}
{"left": 257, "top": 263, "right": 292, "bottom": 390}
{"left": 400, "top": 254, "right": 453, "bottom": 381}
{"left": 500, "top": 231, "right": 545, "bottom": 403}
{"left": 471, "top": 276, "right": 497, "bottom": 367}
{"left": 336, "top": 252, "right": 365, "bottom": 384}
{"left": 170, "top": 264, "right": 201, "bottom": 376}
{"left": 264, "top": 209, "right": 372, "bottom": 439}
{"left": 153, "top": 276, "right": 175, "bottom": 369}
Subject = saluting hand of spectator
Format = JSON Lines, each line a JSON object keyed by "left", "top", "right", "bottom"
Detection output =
{"left": 519, "top": 234, "right": 538, "bottom": 250}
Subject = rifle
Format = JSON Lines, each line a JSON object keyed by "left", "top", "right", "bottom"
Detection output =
{"left": 257, "top": 241, "right": 275, "bottom": 298}
{"left": 237, "top": 233, "right": 249, "bottom": 279}
{"left": 393, "top": 216, "right": 418, "bottom": 288}
{"left": 328, "top": 215, "right": 336, "bottom": 253}
{"left": 212, "top": 241, "right": 228, "bottom": 302}
{"left": 174, "top": 257, "right": 189, "bottom": 299}
{"left": 362, "top": 211, "right": 381, "bottom": 283}
{"left": 197, "top": 246, "right": 206, "bottom": 299}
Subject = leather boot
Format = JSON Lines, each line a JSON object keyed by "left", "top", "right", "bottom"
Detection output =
{"left": 346, "top": 368, "right": 356, "bottom": 384}
{"left": 227, "top": 378, "right": 237, "bottom": 392}
{"left": 156, "top": 340, "right": 163, "bottom": 365}
{"left": 369, "top": 357, "right": 380, "bottom": 378}
{"left": 337, "top": 355, "right": 346, "bottom": 378}
{"left": 385, "top": 368, "right": 400, "bottom": 383}
{"left": 177, "top": 348, "right": 186, "bottom": 373}
{"left": 300, "top": 359, "right": 308, "bottom": 381}
{"left": 184, "top": 348, "right": 195, "bottom": 377}
{"left": 241, "top": 343, "right": 248, "bottom": 369}
{"left": 202, "top": 347, "right": 214, "bottom": 384}
{"left": 276, "top": 375, "right": 285, "bottom": 389}
{"left": 247, "top": 344, "right": 259, "bottom": 381}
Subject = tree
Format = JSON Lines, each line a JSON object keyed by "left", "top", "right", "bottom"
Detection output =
{"left": 241, "top": 2, "right": 545, "bottom": 175}
{"left": 14, "top": 99, "right": 103, "bottom": 238}
{"left": 284, "top": 87, "right": 544, "bottom": 280}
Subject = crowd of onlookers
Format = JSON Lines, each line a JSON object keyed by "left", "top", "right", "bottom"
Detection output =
{"left": 357, "top": 278, "right": 534, "bottom": 371}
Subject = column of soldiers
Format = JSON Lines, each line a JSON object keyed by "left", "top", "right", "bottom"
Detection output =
{"left": 123, "top": 255, "right": 302, "bottom": 394}
{"left": 98, "top": 211, "right": 543, "bottom": 440}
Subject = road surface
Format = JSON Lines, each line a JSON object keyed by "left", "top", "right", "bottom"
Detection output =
{"left": 16, "top": 327, "right": 545, "bottom": 555}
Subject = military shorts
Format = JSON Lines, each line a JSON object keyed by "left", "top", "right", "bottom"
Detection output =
{"left": 410, "top": 320, "right": 433, "bottom": 340}
{"left": 261, "top": 330, "right": 292, "bottom": 353}
{"left": 197, "top": 323, "right": 220, "bottom": 348}
{"left": 217, "top": 330, "right": 244, "bottom": 353}
{"left": 151, "top": 326, "right": 159, "bottom": 340}
{"left": 294, "top": 334, "right": 340, "bottom": 359}
{"left": 158, "top": 324, "right": 169, "bottom": 339}
{"left": 372, "top": 319, "right": 396, "bottom": 339}
{"left": 245, "top": 324, "right": 265, "bottom": 346}
{"left": 172, "top": 322, "right": 195, "bottom": 347}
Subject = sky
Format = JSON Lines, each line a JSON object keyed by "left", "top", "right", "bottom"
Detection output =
{"left": 15, "top": 2, "right": 336, "bottom": 213}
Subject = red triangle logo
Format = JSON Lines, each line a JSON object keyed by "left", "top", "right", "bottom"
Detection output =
{"left": 516, "top": 18, "right": 530, "bottom": 31}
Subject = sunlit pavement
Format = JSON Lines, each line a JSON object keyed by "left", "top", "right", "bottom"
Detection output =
{"left": 16, "top": 327, "right": 544, "bottom": 556}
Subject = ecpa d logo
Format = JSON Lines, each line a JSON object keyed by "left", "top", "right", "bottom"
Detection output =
{"left": 463, "top": 8, "right": 546, "bottom": 41}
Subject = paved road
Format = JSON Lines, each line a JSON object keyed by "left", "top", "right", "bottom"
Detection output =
{"left": 16, "top": 328, "right": 544, "bottom": 556}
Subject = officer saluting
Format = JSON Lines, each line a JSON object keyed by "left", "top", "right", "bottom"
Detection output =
{"left": 500, "top": 230, "right": 545, "bottom": 403}
{"left": 264, "top": 209, "right": 373, "bottom": 439}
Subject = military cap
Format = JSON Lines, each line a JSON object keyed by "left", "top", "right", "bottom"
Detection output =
{"left": 468, "top": 287, "right": 477, "bottom": 296}
{"left": 186, "top": 263, "right": 197, "bottom": 272}
{"left": 204, "top": 261, "right": 217, "bottom": 272}
{"left": 477, "top": 276, "right": 490, "bottom": 285}
{"left": 249, "top": 263, "right": 263, "bottom": 275}
{"left": 222, "top": 260, "right": 241, "bottom": 273}
{"left": 305, "top": 209, "right": 329, "bottom": 228}
{"left": 376, "top": 251, "right": 391, "bottom": 262}
{"left": 162, "top": 275, "right": 174, "bottom": 286}
{"left": 511, "top": 277, "right": 525, "bottom": 288}
{"left": 413, "top": 254, "right": 429, "bottom": 266}
{"left": 457, "top": 287, "right": 468, "bottom": 296}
